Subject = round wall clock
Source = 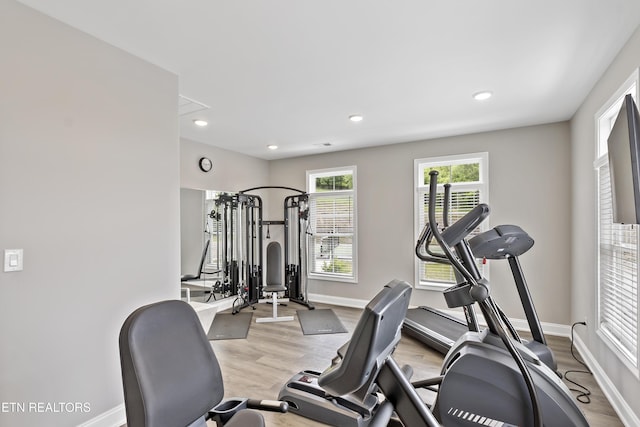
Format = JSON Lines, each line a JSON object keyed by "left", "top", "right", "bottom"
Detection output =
{"left": 199, "top": 157, "right": 212, "bottom": 172}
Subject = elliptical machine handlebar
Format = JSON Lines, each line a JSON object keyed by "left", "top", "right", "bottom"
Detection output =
{"left": 415, "top": 183, "right": 455, "bottom": 265}
{"left": 442, "top": 183, "right": 451, "bottom": 227}
{"left": 415, "top": 224, "right": 450, "bottom": 264}
{"left": 426, "top": 171, "right": 488, "bottom": 294}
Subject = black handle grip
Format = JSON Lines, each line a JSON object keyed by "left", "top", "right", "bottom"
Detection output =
{"left": 443, "top": 183, "right": 451, "bottom": 227}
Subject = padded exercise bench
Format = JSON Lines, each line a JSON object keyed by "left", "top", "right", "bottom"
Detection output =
{"left": 256, "top": 241, "right": 294, "bottom": 323}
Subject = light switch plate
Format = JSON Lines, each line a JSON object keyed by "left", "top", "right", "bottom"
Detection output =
{"left": 4, "top": 249, "right": 23, "bottom": 272}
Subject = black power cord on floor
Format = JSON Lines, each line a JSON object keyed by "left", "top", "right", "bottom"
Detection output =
{"left": 564, "top": 321, "right": 592, "bottom": 404}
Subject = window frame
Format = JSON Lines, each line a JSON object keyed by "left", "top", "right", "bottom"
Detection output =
{"left": 594, "top": 69, "right": 640, "bottom": 377}
{"left": 306, "top": 165, "right": 358, "bottom": 283}
{"left": 414, "top": 152, "right": 489, "bottom": 290}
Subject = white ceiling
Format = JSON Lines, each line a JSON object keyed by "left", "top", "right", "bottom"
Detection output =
{"left": 17, "top": 0, "right": 640, "bottom": 160}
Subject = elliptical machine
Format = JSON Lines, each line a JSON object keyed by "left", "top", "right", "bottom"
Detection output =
{"left": 406, "top": 181, "right": 561, "bottom": 377}
{"left": 278, "top": 171, "right": 588, "bottom": 427}
{"left": 417, "top": 170, "right": 588, "bottom": 426}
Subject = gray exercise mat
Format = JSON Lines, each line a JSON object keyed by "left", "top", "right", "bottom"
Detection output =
{"left": 297, "top": 309, "right": 348, "bottom": 335}
{"left": 207, "top": 312, "right": 253, "bottom": 340}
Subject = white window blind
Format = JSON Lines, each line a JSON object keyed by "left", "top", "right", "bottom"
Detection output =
{"left": 594, "top": 70, "right": 639, "bottom": 373}
{"left": 598, "top": 161, "right": 639, "bottom": 364}
{"left": 415, "top": 153, "right": 488, "bottom": 289}
{"left": 307, "top": 167, "right": 357, "bottom": 281}
{"left": 417, "top": 186, "right": 482, "bottom": 283}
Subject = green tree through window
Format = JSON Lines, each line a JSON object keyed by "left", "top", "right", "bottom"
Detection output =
{"left": 314, "top": 174, "right": 353, "bottom": 192}
{"left": 425, "top": 163, "right": 480, "bottom": 185}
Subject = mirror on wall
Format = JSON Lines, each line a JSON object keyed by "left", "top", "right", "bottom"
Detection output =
{"left": 180, "top": 188, "right": 233, "bottom": 303}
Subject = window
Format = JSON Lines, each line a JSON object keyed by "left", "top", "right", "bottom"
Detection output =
{"left": 595, "top": 70, "right": 640, "bottom": 375}
{"left": 414, "top": 153, "right": 489, "bottom": 290}
{"left": 307, "top": 166, "right": 357, "bottom": 282}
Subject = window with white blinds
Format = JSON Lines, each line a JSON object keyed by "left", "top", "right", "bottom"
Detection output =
{"left": 595, "top": 71, "right": 639, "bottom": 373}
{"left": 414, "top": 153, "right": 488, "bottom": 289}
{"left": 597, "top": 160, "right": 639, "bottom": 367}
{"left": 307, "top": 167, "right": 357, "bottom": 282}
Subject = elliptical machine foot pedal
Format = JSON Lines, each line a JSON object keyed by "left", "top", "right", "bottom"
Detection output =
{"left": 278, "top": 370, "right": 378, "bottom": 427}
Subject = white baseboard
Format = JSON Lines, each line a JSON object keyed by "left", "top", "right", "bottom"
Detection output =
{"left": 308, "top": 292, "right": 369, "bottom": 308}
{"left": 573, "top": 334, "right": 639, "bottom": 427}
{"left": 407, "top": 305, "right": 572, "bottom": 338}
{"left": 509, "top": 318, "right": 571, "bottom": 338}
{"left": 76, "top": 404, "right": 125, "bottom": 427}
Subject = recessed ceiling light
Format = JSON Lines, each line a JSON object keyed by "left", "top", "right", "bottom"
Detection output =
{"left": 193, "top": 119, "right": 208, "bottom": 127}
{"left": 349, "top": 115, "right": 364, "bottom": 122}
{"left": 473, "top": 91, "right": 493, "bottom": 101}
{"left": 267, "top": 144, "right": 278, "bottom": 150}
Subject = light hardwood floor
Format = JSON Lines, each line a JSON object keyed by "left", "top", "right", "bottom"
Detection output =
{"left": 204, "top": 301, "right": 621, "bottom": 427}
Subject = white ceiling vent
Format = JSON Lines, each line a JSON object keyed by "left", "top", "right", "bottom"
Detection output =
{"left": 178, "top": 95, "right": 210, "bottom": 116}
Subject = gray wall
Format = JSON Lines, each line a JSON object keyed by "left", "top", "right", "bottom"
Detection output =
{"left": 179, "top": 138, "right": 270, "bottom": 278}
{"left": 571, "top": 23, "right": 640, "bottom": 423}
{"left": 0, "top": 2, "right": 180, "bottom": 426}
{"left": 269, "top": 122, "right": 572, "bottom": 325}
{"left": 181, "top": 137, "right": 269, "bottom": 193}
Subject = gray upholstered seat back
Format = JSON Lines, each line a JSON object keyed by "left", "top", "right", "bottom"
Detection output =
{"left": 181, "top": 240, "right": 211, "bottom": 281}
{"left": 119, "top": 300, "right": 224, "bottom": 427}
{"left": 266, "top": 241, "right": 282, "bottom": 287}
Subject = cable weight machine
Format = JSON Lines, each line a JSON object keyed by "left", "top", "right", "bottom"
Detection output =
{"left": 235, "top": 192, "right": 263, "bottom": 313}
{"left": 242, "top": 186, "right": 314, "bottom": 310}
{"left": 213, "top": 187, "right": 314, "bottom": 314}
{"left": 211, "top": 193, "right": 262, "bottom": 313}
{"left": 284, "top": 193, "right": 314, "bottom": 309}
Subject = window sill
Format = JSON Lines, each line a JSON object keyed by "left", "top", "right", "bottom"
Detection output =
{"left": 308, "top": 273, "right": 358, "bottom": 284}
{"left": 596, "top": 327, "right": 639, "bottom": 379}
{"left": 416, "top": 281, "right": 452, "bottom": 292}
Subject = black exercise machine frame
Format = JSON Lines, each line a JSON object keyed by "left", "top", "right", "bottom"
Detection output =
{"left": 405, "top": 182, "right": 560, "bottom": 375}
{"left": 212, "top": 192, "right": 263, "bottom": 314}
{"left": 218, "top": 186, "right": 314, "bottom": 313}
{"left": 403, "top": 183, "right": 481, "bottom": 354}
